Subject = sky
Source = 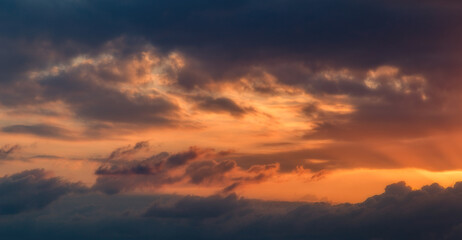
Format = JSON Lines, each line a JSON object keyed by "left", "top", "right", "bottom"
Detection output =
{"left": 2, "top": 0, "right": 462, "bottom": 239}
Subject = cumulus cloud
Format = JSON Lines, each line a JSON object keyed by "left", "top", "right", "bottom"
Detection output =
{"left": 0, "top": 169, "right": 87, "bottom": 215}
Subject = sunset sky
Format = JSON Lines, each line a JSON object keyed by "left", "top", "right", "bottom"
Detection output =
{"left": 2, "top": 0, "right": 462, "bottom": 239}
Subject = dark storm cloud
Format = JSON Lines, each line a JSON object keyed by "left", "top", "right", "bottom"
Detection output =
{"left": 0, "top": 169, "right": 87, "bottom": 215}
{"left": 108, "top": 181, "right": 462, "bottom": 239}
{"left": 1, "top": 0, "right": 461, "bottom": 88}
{"left": 0, "top": 0, "right": 461, "bottom": 141}
{"left": 144, "top": 193, "right": 249, "bottom": 219}
{"left": 5, "top": 179, "right": 462, "bottom": 239}
{"left": 2, "top": 124, "right": 75, "bottom": 139}
{"left": 3, "top": 0, "right": 459, "bottom": 62}
{"left": 140, "top": 182, "right": 462, "bottom": 240}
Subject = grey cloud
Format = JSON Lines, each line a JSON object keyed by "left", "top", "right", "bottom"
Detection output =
{"left": 93, "top": 147, "right": 213, "bottom": 194}
{"left": 303, "top": 95, "right": 456, "bottom": 141}
{"left": 185, "top": 160, "right": 236, "bottom": 184}
{"left": 5, "top": 180, "right": 462, "bottom": 239}
{"left": 0, "top": 38, "right": 182, "bottom": 133}
{"left": 107, "top": 141, "right": 150, "bottom": 161}
{"left": 95, "top": 152, "right": 167, "bottom": 176}
{"left": 93, "top": 152, "right": 172, "bottom": 194}
{"left": 165, "top": 147, "right": 205, "bottom": 167}
{"left": 144, "top": 193, "right": 249, "bottom": 219}
{"left": 0, "top": 169, "right": 87, "bottom": 215}
{"left": 93, "top": 144, "right": 279, "bottom": 194}
{"left": 193, "top": 96, "right": 252, "bottom": 117}
{"left": 0, "top": 144, "right": 20, "bottom": 161}
{"left": 223, "top": 163, "right": 279, "bottom": 193}
{"left": 2, "top": 124, "right": 75, "bottom": 139}
{"left": 41, "top": 65, "right": 180, "bottom": 126}
{"left": 301, "top": 102, "right": 321, "bottom": 118}
{"left": 92, "top": 174, "right": 181, "bottom": 195}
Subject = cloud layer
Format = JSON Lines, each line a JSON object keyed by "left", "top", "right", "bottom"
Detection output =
{"left": 3, "top": 170, "right": 462, "bottom": 239}
{"left": 0, "top": 169, "right": 87, "bottom": 215}
{"left": 93, "top": 142, "right": 279, "bottom": 194}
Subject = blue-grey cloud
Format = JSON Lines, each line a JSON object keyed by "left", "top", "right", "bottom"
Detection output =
{"left": 4, "top": 179, "right": 462, "bottom": 239}
{"left": 0, "top": 169, "right": 87, "bottom": 215}
{"left": 144, "top": 193, "right": 249, "bottom": 219}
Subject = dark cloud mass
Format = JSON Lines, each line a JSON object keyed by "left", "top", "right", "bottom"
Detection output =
{"left": 0, "top": 37, "right": 182, "bottom": 135}
{"left": 0, "top": 0, "right": 461, "bottom": 139}
{"left": 4, "top": 176, "right": 462, "bottom": 239}
{"left": 1, "top": 0, "right": 460, "bottom": 84}
{"left": 144, "top": 193, "right": 249, "bottom": 219}
{"left": 0, "top": 169, "right": 87, "bottom": 215}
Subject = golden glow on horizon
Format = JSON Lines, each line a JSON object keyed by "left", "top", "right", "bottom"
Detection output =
{"left": 3, "top": 155, "right": 462, "bottom": 203}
